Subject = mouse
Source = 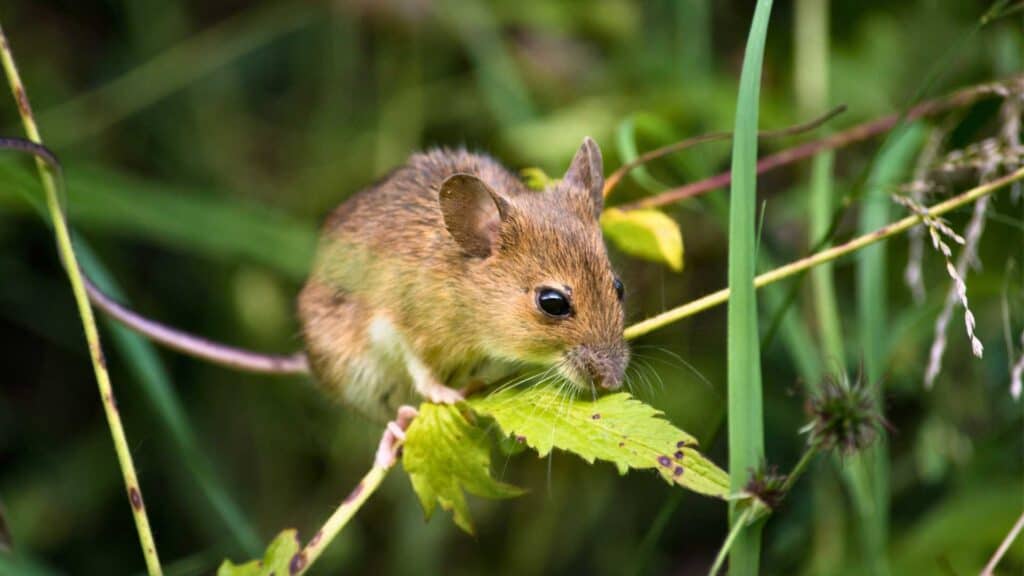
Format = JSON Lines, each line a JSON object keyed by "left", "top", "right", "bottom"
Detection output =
{"left": 297, "top": 137, "right": 629, "bottom": 424}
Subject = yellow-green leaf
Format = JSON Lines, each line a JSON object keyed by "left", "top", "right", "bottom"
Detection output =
{"left": 469, "top": 384, "right": 729, "bottom": 498}
{"left": 403, "top": 404, "right": 524, "bottom": 534}
{"left": 217, "top": 529, "right": 301, "bottom": 576}
{"left": 601, "top": 207, "right": 684, "bottom": 271}
{"left": 520, "top": 167, "right": 556, "bottom": 190}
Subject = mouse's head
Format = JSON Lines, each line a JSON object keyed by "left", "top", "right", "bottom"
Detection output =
{"left": 439, "top": 137, "right": 629, "bottom": 392}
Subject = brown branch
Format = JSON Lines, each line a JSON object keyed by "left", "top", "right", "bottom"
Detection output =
{"left": 603, "top": 104, "right": 847, "bottom": 198}
{"left": 616, "top": 76, "right": 1021, "bottom": 212}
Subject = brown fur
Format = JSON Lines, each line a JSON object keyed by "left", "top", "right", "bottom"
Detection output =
{"left": 298, "top": 139, "right": 628, "bottom": 422}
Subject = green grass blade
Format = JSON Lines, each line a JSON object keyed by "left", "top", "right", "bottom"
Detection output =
{"left": 34, "top": 2, "right": 317, "bottom": 148}
{"left": 854, "top": 123, "right": 924, "bottom": 575}
{"left": 726, "top": 1, "right": 774, "bottom": 573}
{"left": 0, "top": 159, "right": 317, "bottom": 279}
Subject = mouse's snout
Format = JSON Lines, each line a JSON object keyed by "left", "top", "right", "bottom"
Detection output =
{"left": 565, "top": 341, "right": 630, "bottom": 391}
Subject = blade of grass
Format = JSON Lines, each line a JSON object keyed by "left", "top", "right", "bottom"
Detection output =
{"left": 32, "top": 2, "right": 317, "bottom": 148}
{"left": 0, "top": 159, "right": 317, "bottom": 280}
{"left": 795, "top": 0, "right": 844, "bottom": 370}
{"left": 795, "top": 1, "right": 850, "bottom": 571}
{"left": 0, "top": 24, "right": 163, "bottom": 575}
{"left": 726, "top": 1, "right": 774, "bottom": 573}
{"left": 854, "top": 123, "right": 925, "bottom": 576}
{"left": 437, "top": 0, "right": 535, "bottom": 128}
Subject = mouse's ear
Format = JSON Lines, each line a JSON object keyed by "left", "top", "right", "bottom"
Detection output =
{"left": 563, "top": 136, "right": 604, "bottom": 218}
{"left": 439, "top": 173, "right": 510, "bottom": 258}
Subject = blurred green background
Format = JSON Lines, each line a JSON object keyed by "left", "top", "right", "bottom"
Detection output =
{"left": 0, "top": 1, "right": 1021, "bottom": 574}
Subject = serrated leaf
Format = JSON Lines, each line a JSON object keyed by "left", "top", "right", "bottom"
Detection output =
{"left": 217, "top": 529, "right": 301, "bottom": 576}
{"left": 601, "top": 207, "right": 684, "bottom": 271}
{"left": 403, "top": 404, "right": 524, "bottom": 534}
{"left": 469, "top": 384, "right": 729, "bottom": 498}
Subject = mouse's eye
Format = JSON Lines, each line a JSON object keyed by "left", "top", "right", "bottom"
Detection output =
{"left": 613, "top": 278, "right": 624, "bottom": 301}
{"left": 537, "top": 288, "right": 572, "bottom": 318}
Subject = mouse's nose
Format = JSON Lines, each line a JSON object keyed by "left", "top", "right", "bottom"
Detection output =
{"left": 572, "top": 342, "right": 629, "bottom": 390}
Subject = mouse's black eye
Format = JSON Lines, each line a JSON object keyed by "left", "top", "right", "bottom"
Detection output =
{"left": 537, "top": 288, "right": 572, "bottom": 318}
{"left": 613, "top": 278, "right": 624, "bottom": 301}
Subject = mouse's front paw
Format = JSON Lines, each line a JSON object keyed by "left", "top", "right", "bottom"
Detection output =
{"left": 422, "top": 382, "right": 465, "bottom": 405}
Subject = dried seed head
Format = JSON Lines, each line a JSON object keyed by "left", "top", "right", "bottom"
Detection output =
{"left": 743, "top": 465, "right": 787, "bottom": 511}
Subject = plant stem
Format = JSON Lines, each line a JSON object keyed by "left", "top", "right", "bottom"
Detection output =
{"left": 602, "top": 105, "right": 845, "bottom": 199}
{"left": 980, "top": 509, "right": 1024, "bottom": 576}
{"left": 291, "top": 437, "right": 397, "bottom": 574}
{"left": 708, "top": 506, "right": 757, "bottom": 576}
{"left": 616, "top": 76, "right": 1019, "bottom": 212}
{"left": 0, "top": 24, "right": 163, "bottom": 576}
{"left": 780, "top": 447, "right": 819, "bottom": 496}
{"left": 624, "top": 165, "right": 1024, "bottom": 340}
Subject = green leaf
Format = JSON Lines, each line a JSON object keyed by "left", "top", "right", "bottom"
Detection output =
{"left": 615, "top": 114, "right": 673, "bottom": 193}
{"left": 601, "top": 207, "right": 685, "bottom": 271}
{"left": 403, "top": 404, "right": 524, "bottom": 534}
{"left": 468, "top": 384, "right": 729, "bottom": 498}
{"left": 519, "top": 167, "right": 556, "bottom": 190}
{"left": 726, "top": 0, "right": 774, "bottom": 572}
{"left": 217, "top": 529, "right": 301, "bottom": 576}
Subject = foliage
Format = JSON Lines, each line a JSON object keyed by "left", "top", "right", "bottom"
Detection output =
{"left": 403, "top": 384, "right": 728, "bottom": 535}
{"left": 216, "top": 530, "right": 300, "bottom": 576}
{"left": 469, "top": 383, "right": 727, "bottom": 497}
{"left": 600, "top": 208, "right": 684, "bottom": 271}
{"left": 0, "top": 1, "right": 1021, "bottom": 575}
{"left": 402, "top": 404, "right": 523, "bottom": 534}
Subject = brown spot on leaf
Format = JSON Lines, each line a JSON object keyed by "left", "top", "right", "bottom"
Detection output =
{"left": 591, "top": 413, "right": 601, "bottom": 420}
{"left": 676, "top": 440, "right": 687, "bottom": 448}
{"left": 309, "top": 529, "right": 323, "bottom": 548}
{"left": 128, "top": 487, "right": 144, "bottom": 511}
{"left": 657, "top": 455, "right": 671, "bottom": 467}
{"left": 515, "top": 435, "right": 526, "bottom": 444}
{"left": 673, "top": 466, "right": 684, "bottom": 477}
{"left": 95, "top": 348, "right": 107, "bottom": 369}
{"left": 344, "top": 481, "right": 364, "bottom": 504}
{"left": 674, "top": 451, "right": 684, "bottom": 460}
{"left": 618, "top": 441, "right": 625, "bottom": 447}
{"left": 289, "top": 552, "right": 307, "bottom": 574}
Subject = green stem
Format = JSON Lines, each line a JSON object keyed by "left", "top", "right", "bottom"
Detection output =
{"left": 292, "top": 456, "right": 393, "bottom": 574}
{"left": 708, "top": 506, "right": 757, "bottom": 576}
{"left": 780, "top": 447, "right": 819, "bottom": 496}
{"left": 0, "top": 24, "right": 163, "bottom": 576}
{"left": 624, "top": 165, "right": 1024, "bottom": 340}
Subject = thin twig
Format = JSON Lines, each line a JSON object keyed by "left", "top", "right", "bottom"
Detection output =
{"left": 616, "top": 76, "right": 1020, "bottom": 212}
{"left": 0, "top": 24, "right": 163, "bottom": 575}
{"left": 290, "top": 414, "right": 411, "bottom": 575}
{"left": 602, "top": 104, "right": 846, "bottom": 198}
{"left": 624, "top": 166, "right": 1024, "bottom": 340}
{"left": 980, "top": 509, "right": 1024, "bottom": 576}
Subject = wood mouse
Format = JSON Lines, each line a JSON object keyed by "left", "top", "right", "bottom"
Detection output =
{"left": 297, "top": 138, "right": 629, "bottom": 423}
